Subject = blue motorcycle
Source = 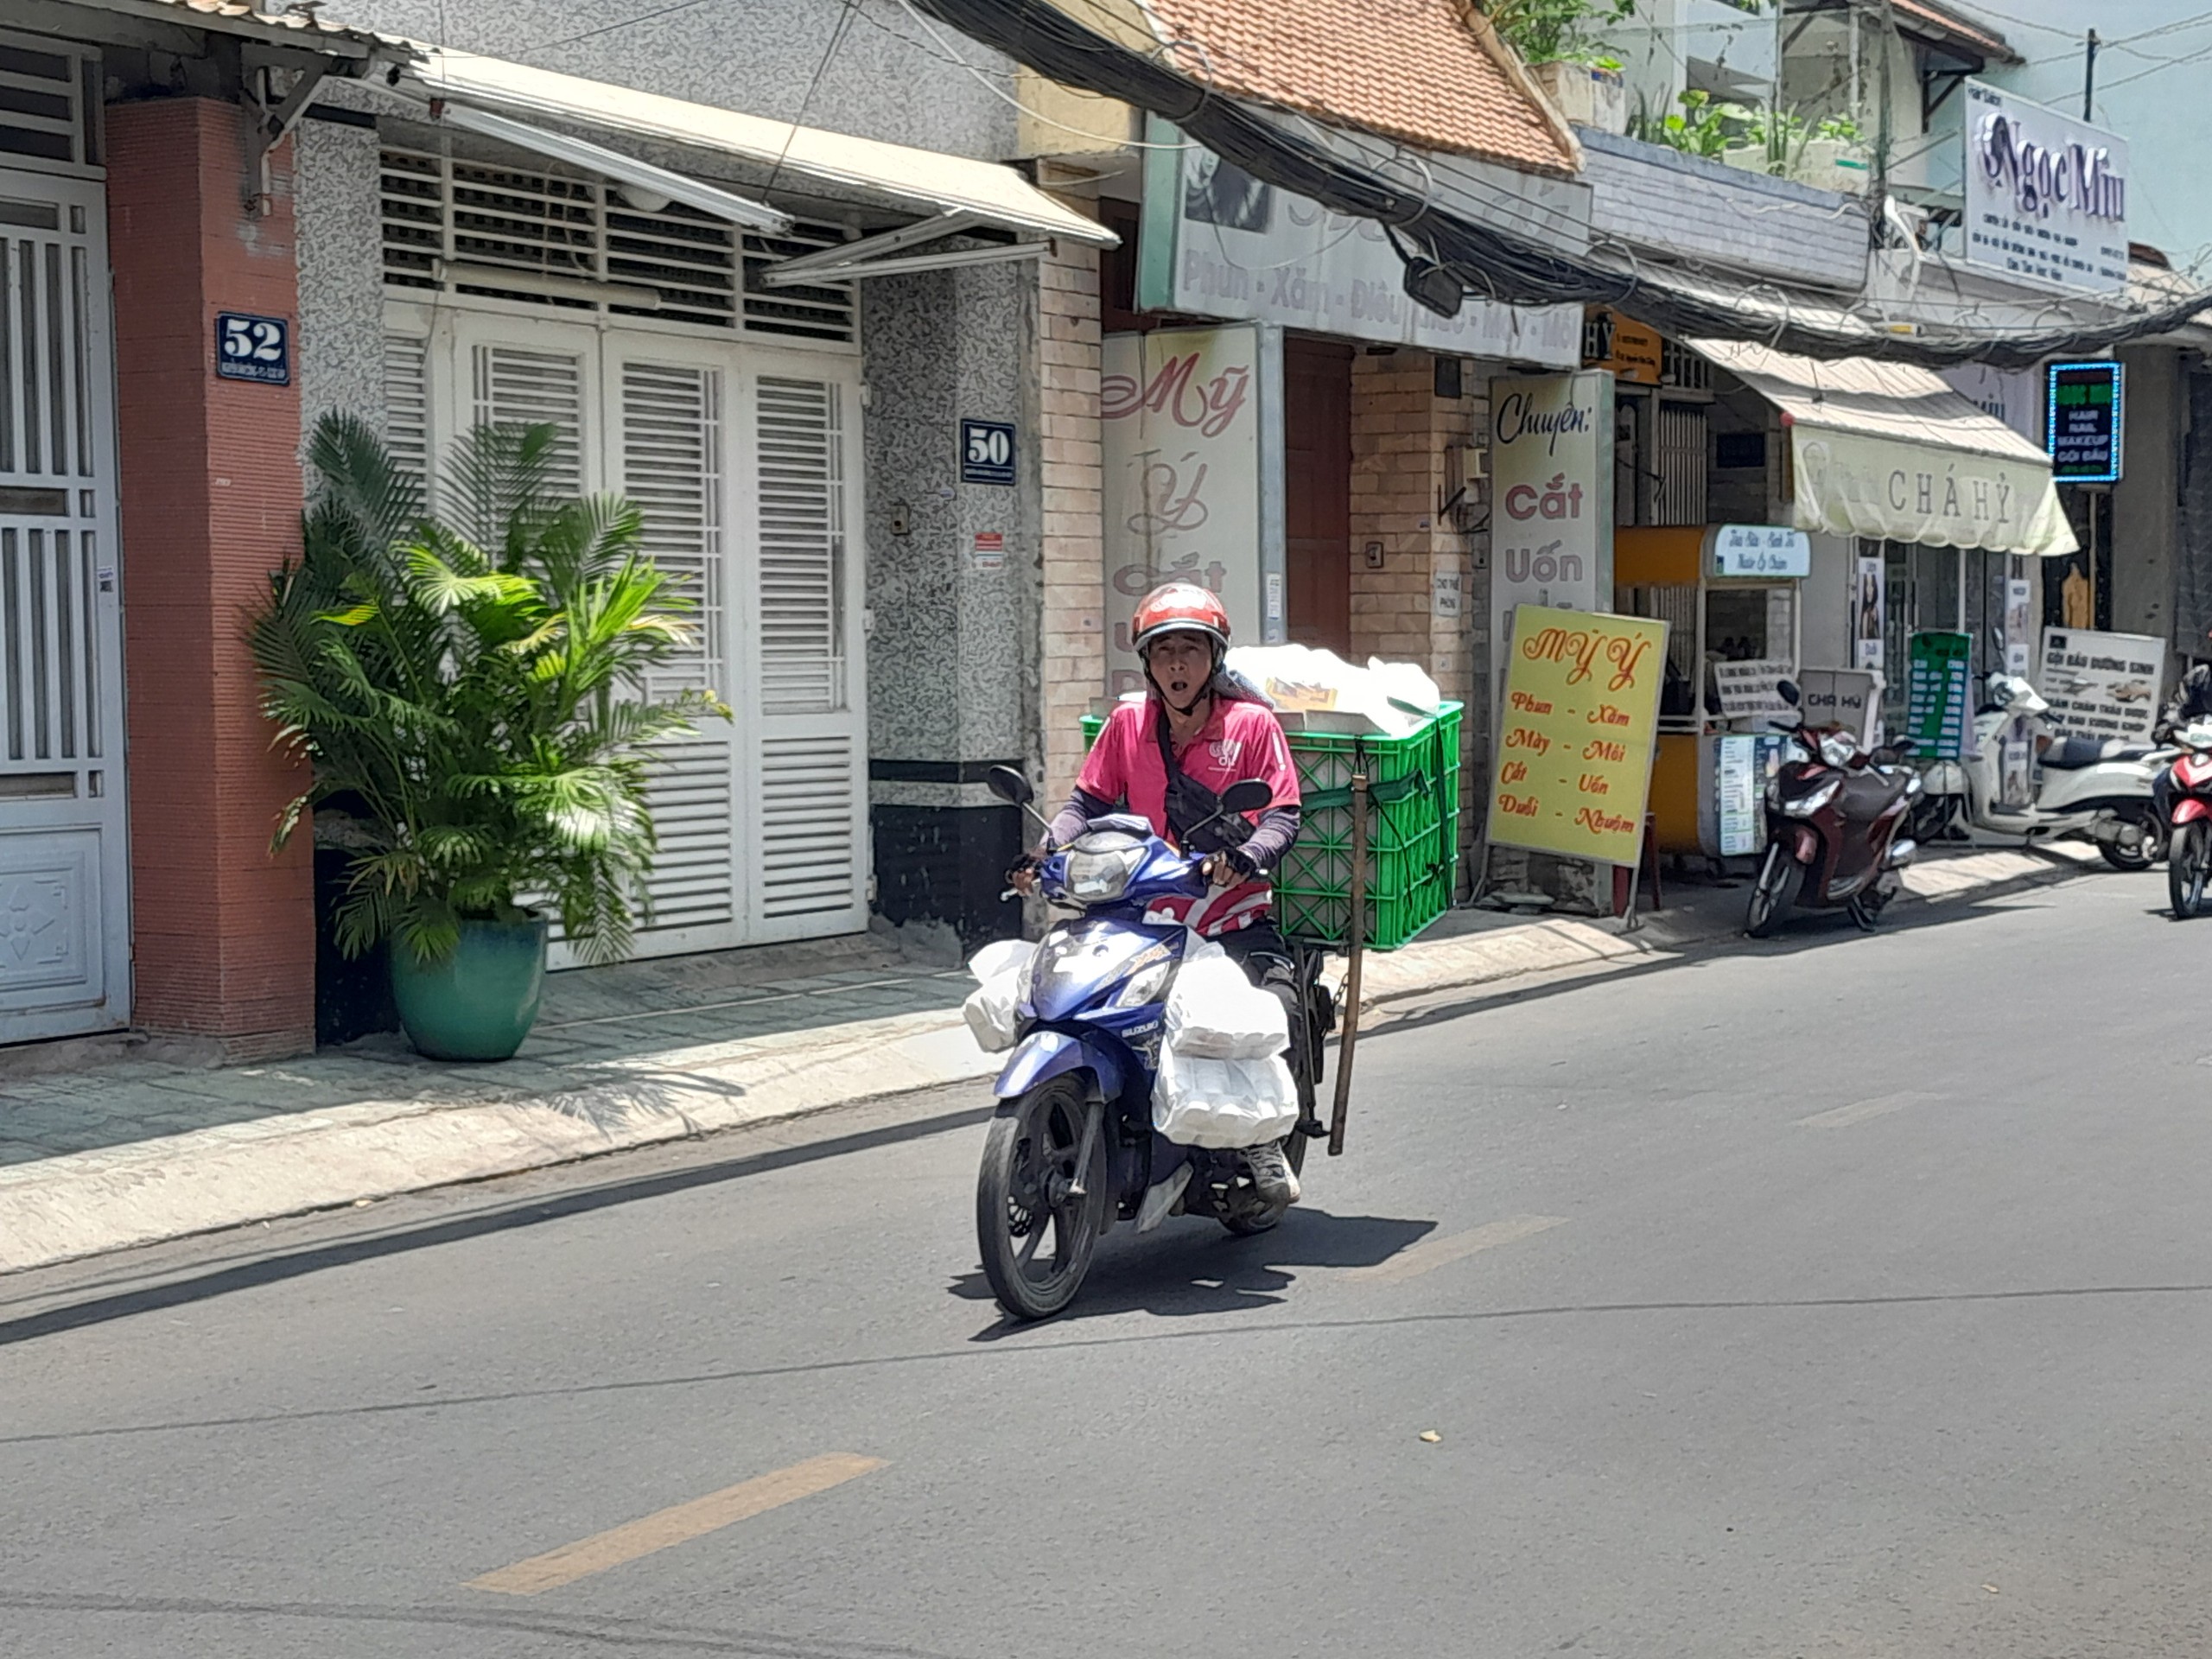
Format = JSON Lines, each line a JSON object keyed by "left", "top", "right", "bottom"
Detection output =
{"left": 977, "top": 766, "right": 1331, "bottom": 1319}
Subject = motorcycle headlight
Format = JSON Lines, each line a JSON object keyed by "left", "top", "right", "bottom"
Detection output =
{"left": 1109, "top": 945, "right": 1177, "bottom": 1009}
{"left": 1062, "top": 841, "right": 1143, "bottom": 905}
{"left": 1818, "top": 731, "right": 1860, "bottom": 768}
{"left": 1782, "top": 777, "right": 1842, "bottom": 817}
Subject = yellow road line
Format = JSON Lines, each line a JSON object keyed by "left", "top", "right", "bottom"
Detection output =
{"left": 467, "top": 1452, "right": 886, "bottom": 1597}
{"left": 1347, "top": 1215, "right": 1568, "bottom": 1286}
{"left": 1796, "top": 1091, "right": 1938, "bottom": 1130}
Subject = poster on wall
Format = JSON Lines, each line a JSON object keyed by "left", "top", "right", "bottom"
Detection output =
{"left": 1146, "top": 134, "right": 1585, "bottom": 364}
{"left": 2005, "top": 577, "right": 2034, "bottom": 675}
{"left": 1490, "top": 371, "right": 1616, "bottom": 708}
{"left": 1712, "top": 658, "right": 1795, "bottom": 722}
{"left": 1100, "top": 324, "right": 1271, "bottom": 697}
{"left": 1962, "top": 80, "right": 2128, "bottom": 295}
{"left": 1853, "top": 555, "right": 1886, "bottom": 671}
{"left": 1488, "top": 605, "right": 1668, "bottom": 867}
{"left": 2035, "top": 627, "right": 2165, "bottom": 744}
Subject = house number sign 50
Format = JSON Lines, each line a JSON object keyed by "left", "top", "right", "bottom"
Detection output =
{"left": 215, "top": 311, "right": 291, "bottom": 386}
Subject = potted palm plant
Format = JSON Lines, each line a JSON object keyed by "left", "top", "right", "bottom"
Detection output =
{"left": 251, "top": 414, "right": 726, "bottom": 1061}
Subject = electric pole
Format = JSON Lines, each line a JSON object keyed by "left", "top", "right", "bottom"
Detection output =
{"left": 2083, "top": 29, "right": 2099, "bottom": 121}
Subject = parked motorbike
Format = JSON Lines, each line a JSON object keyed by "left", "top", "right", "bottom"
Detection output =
{"left": 975, "top": 766, "right": 1332, "bottom": 1320}
{"left": 1902, "top": 674, "right": 2167, "bottom": 871}
{"left": 1745, "top": 683, "right": 1920, "bottom": 938}
{"left": 2164, "top": 720, "right": 2212, "bottom": 918}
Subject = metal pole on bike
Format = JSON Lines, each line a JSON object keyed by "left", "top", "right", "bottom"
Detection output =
{"left": 1328, "top": 767, "right": 1369, "bottom": 1157}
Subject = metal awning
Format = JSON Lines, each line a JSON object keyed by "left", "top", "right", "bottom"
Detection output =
{"left": 378, "top": 46, "right": 1115, "bottom": 276}
{"left": 1692, "top": 340, "right": 2077, "bottom": 559}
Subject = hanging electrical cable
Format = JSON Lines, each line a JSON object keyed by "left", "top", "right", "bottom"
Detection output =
{"left": 909, "top": 0, "right": 2212, "bottom": 368}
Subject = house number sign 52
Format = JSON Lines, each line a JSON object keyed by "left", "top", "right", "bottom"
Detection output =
{"left": 215, "top": 311, "right": 291, "bottom": 385}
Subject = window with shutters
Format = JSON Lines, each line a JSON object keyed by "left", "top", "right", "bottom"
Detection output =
{"left": 754, "top": 377, "right": 848, "bottom": 715}
{"left": 383, "top": 332, "right": 429, "bottom": 479}
{"left": 471, "top": 342, "right": 587, "bottom": 495}
{"left": 379, "top": 148, "right": 857, "bottom": 346}
{"left": 0, "top": 35, "right": 99, "bottom": 175}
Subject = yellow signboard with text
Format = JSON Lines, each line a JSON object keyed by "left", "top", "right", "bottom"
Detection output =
{"left": 1489, "top": 605, "right": 1669, "bottom": 865}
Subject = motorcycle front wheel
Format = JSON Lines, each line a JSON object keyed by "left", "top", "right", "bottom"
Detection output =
{"left": 1745, "top": 843, "right": 1803, "bottom": 938}
{"left": 976, "top": 1077, "right": 1108, "bottom": 1320}
{"left": 2169, "top": 821, "right": 2210, "bottom": 918}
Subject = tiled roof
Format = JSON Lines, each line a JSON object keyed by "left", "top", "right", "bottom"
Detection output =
{"left": 1141, "top": 0, "right": 1577, "bottom": 174}
{"left": 129, "top": 0, "right": 411, "bottom": 54}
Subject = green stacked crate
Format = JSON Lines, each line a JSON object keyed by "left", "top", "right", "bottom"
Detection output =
{"left": 1077, "top": 702, "right": 1462, "bottom": 951}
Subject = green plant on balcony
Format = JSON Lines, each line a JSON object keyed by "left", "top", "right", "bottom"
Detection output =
{"left": 1482, "top": 0, "right": 1637, "bottom": 67}
{"left": 251, "top": 413, "right": 728, "bottom": 972}
{"left": 1635, "top": 88, "right": 1751, "bottom": 159}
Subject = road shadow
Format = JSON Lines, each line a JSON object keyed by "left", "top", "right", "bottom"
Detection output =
{"left": 955, "top": 1207, "right": 1436, "bottom": 1336}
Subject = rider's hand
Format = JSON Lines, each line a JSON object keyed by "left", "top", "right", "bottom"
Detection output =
{"left": 1202, "top": 849, "right": 1250, "bottom": 888}
{"left": 1007, "top": 851, "right": 1044, "bottom": 897}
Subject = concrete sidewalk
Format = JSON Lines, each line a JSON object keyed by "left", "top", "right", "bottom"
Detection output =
{"left": 0, "top": 842, "right": 2103, "bottom": 1275}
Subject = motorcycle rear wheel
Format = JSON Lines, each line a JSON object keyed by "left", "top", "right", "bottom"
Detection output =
{"left": 1745, "top": 844, "right": 1802, "bottom": 938}
{"left": 2101, "top": 805, "right": 2166, "bottom": 872}
{"left": 2169, "top": 821, "right": 2210, "bottom": 919}
{"left": 976, "top": 1077, "right": 1108, "bottom": 1320}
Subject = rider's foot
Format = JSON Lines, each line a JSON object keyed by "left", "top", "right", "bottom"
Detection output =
{"left": 1244, "top": 1141, "right": 1300, "bottom": 1207}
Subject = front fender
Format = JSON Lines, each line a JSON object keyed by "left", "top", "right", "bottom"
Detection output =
{"left": 995, "top": 1028, "right": 1128, "bottom": 1102}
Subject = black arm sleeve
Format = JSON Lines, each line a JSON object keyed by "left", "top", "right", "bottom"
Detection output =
{"left": 1043, "top": 785, "right": 1117, "bottom": 852}
{"left": 1236, "top": 804, "right": 1301, "bottom": 873}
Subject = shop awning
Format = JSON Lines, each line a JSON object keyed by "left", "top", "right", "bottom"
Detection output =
{"left": 1692, "top": 340, "right": 2078, "bottom": 559}
{"left": 380, "top": 48, "right": 1115, "bottom": 276}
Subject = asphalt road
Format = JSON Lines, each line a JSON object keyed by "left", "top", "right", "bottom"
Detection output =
{"left": 5, "top": 871, "right": 2212, "bottom": 1659}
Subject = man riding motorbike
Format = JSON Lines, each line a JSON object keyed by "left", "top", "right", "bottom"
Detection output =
{"left": 2152, "top": 632, "right": 2212, "bottom": 824}
{"left": 1010, "top": 582, "right": 1306, "bottom": 1204}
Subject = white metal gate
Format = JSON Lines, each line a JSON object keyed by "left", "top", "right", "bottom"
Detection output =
{"left": 385, "top": 303, "right": 868, "bottom": 959}
{"left": 0, "top": 168, "right": 126, "bottom": 1041}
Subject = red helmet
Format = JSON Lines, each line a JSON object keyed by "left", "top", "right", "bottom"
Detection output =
{"left": 1131, "top": 582, "right": 1231, "bottom": 657}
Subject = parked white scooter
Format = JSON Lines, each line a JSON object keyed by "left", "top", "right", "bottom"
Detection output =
{"left": 1898, "top": 673, "right": 2168, "bottom": 870}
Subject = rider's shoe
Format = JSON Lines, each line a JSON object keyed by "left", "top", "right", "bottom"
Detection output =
{"left": 1244, "top": 1140, "right": 1300, "bottom": 1207}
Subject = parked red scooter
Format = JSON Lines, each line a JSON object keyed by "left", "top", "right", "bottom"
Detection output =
{"left": 2163, "top": 719, "right": 2212, "bottom": 918}
{"left": 1745, "top": 682, "right": 1922, "bottom": 938}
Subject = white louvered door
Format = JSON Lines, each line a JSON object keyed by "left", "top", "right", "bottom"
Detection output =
{"left": 385, "top": 311, "right": 868, "bottom": 959}
{"left": 0, "top": 170, "right": 125, "bottom": 1042}
{"left": 740, "top": 364, "right": 867, "bottom": 943}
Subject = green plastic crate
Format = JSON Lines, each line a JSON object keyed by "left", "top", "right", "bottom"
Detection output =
{"left": 1077, "top": 702, "right": 1463, "bottom": 951}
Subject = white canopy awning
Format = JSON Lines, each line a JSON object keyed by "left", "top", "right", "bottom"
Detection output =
{"left": 1692, "top": 340, "right": 2077, "bottom": 559}
{"left": 380, "top": 47, "right": 1114, "bottom": 276}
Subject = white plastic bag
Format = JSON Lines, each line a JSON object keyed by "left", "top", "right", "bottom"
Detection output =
{"left": 1152, "top": 1044, "right": 1300, "bottom": 1148}
{"left": 1163, "top": 942, "right": 1287, "bottom": 1060}
{"left": 961, "top": 938, "right": 1036, "bottom": 1054}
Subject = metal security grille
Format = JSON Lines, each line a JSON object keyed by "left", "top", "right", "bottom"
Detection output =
{"left": 759, "top": 734, "right": 857, "bottom": 920}
{"left": 379, "top": 149, "right": 856, "bottom": 344}
{"left": 1653, "top": 400, "right": 1709, "bottom": 526}
{"left": 0, "top": 166, "right": 124, "bottom": 1043}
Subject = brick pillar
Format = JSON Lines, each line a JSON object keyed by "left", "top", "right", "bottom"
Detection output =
{"left": 108, "top": 99, "right": 313, "bottom": 1058}
{"left": 1037, "top": 237, "right": 1105, "bottom": 803}
{"left": 1349, "top": 351, "right": 1492, "bottom": 890}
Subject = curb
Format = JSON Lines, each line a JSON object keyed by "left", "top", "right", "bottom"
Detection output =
{"left": 0, "top": 845, "right": 2103, "bottom": 1278}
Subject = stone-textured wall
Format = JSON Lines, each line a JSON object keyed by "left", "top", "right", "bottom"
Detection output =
{"left": 294, "top": 116, "right": 385, "bottom": 455}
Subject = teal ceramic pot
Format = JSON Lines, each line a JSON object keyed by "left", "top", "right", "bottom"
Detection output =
{"left": 388, "top": 916, "right": 549, "bottom": 1062}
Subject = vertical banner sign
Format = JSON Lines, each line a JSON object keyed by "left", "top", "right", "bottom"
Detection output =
{"left": 1490, "top": 372, "right": 1616, "bottom": 701}
{"left": 1905, "top": 632, "right": 1972, "bottom": 759}
{"left": 1715, "top": 733, "right": 1789, "bottom": 857}
{"left": 2004, "top": 575, "right": 2034, "bottom": 675}
{"left": 1489, "top": 605, "right": 1668, "bottom": 865}
{"left": 2045, "top": 361, "right": 2122, "bottom": 483}
{"left": 1853, "top": 554, "right": 1886, "bottom": 671}
{"left": 2036, "top": 627, "right": 2165, "bottom": 744}
{"left": 1101, "top": 325, "right": 1267, "bottom": 697}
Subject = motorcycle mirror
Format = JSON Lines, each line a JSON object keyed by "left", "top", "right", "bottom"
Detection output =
{"left": 985, "top": 765, "right": 1033, "bottom": 807}
{"left": 1220, "top": 779, "right": 1272, "bottom": 815}
{"left": 1776, "top": 679, "right": 1801, "bottom": 707}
